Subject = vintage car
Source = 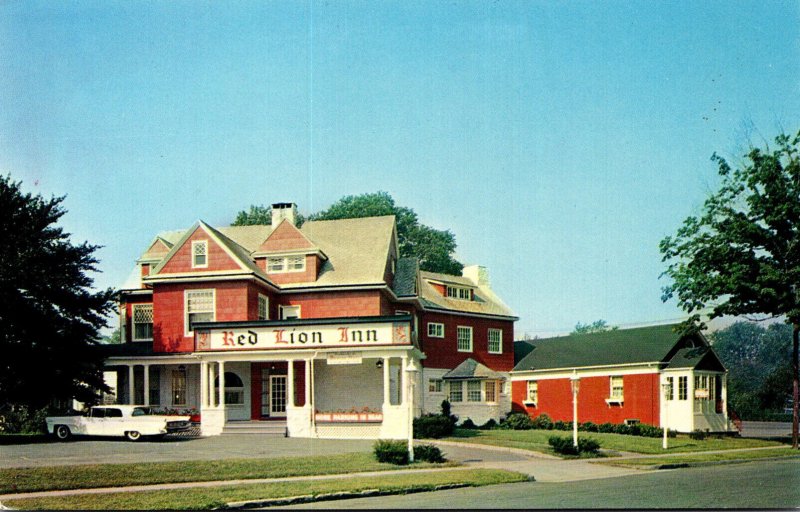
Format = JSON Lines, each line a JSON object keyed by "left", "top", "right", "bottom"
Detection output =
{"left": 46, "top": 405, "right": 191, "bottom": 441}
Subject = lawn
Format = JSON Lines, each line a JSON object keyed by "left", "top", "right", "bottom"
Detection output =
{"left": 596, "top": 446, "right": 800, "bottom": 467}
{"left": 445, "top": 428, "right": 784, "bottom": 455}
{"left": 3, "top": 469, "right": 528, "bottom": 510}
{"left": 0, "top": 452, "right": 458, "bottom": 494}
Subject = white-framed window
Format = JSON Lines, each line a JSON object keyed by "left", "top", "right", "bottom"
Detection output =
{"left": 172, "top": 369, "right": 187, "bottom": 406}
{"left": 428, "top": 379, "right": 443, "bottom": 393}
{"left": 526, "top": 381, "right": 538, "bottom": 405}
{"left": 467, "top": 380, "right": 482, "bottom": 402}
{"left": 192, "top": 240, "right": 208, "bottom": 268}
{"left": 446, "top": 285, "right": 472, "bottom": 300}
{"left": 449, "top": 381, "right": 463, "bottom": 402}
{"left": 185, "top": 289, "right": 215, "bottom": 335}
{"left": 484, "top": 381, "right": 497, "bottom": 403}
{"left": 488, "top": 328, "right": 502, "bottom": 354}
{"left": 132, "top": 303, "right": 154, "bottom": 341}
{"left": 609, "top": 376, "right": 624, "bottom": 400}
{"left": 427, "top": 322, "right": 444, "bottom": 338}
{"left": 267, "top": 255, "right": 306, "bottom": 273}
{"left": 678, "top": 376, "right": 688, "bottom": 400}
{"left": 280, "top": 305, "right": 301, "bottom": 320}
{"left": 457, "top": 326, "right": 473, "bottom": 352}
{"left": 665, "top": 376, "right": 674, "bottom": 401}
{"left": 215, "top": 372, "right": 245, "bottom": 405}
{"left": 258, "top": 294, "right": 269, "bottom": 320}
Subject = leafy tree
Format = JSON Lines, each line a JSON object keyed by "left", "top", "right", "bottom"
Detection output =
{"left": 232, "top": 204, "right": 306, "bottom": 227}
{"left": 571, "top": 319, "right": 617, "bottom": 335}
{"left": 659, "top": 130, "right": 800, "bottom": 447}
{"left": 101, "top": 328, "right": 122, "bottom": 345}
{"left": 0, "top": 175, "right": 115, "bottom": 408}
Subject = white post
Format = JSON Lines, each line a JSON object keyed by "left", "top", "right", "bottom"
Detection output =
{"left": 208, "top": 362, "right": 216, "bottom": 407}
{"left": 405, "top": 358, "right": 419, "bottom": 463}
{"left": 143, "top": 364, "right": 150, "bottom": 406}
{"left": 570, "top": 370, "right": 580, "bottom": 448}
{"left": 200, "top": 361, "right": 208, "bottom": 408}
{"left": 287, "top": 360, "right": 295, "bottom": 408}
{"left": 304, "top": 359, "right": 311, "bottom": 407}
{"left": 383, "top": 357, "right": 391, "bottom": 407}
{"left": 401, "top": 356, "right": 408, "bottom": 405}
{"left": 218, "top": 361, "right": 225, "bottom": 409}
{"left": 128, "top": 365, "right": 135, "bottom": 405}
{"left": 662, "top": 382, "right": 670, "bottom": 450}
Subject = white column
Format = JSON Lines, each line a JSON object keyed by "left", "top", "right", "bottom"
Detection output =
{"left": 383, "top": 358, "right": 391, "bottom": 407}
{"left": 143, "top": 364, "right": 150, "bottom": 406}
{"left": 200, "top": 361, "right": 208, "bottom": 408}
{"left": 304, "top": 359, "right": 311, "bottom": 407}
{"left": 287, "top": 360, "right": 295, "bottom": 408}
{"left": 208, "top": 362, "right": 216, "bottom": 407}
{"left": 218, "top": 361, "right": 225, "bottom": 408}
{"left": 128, "top": 365, "right": 135, "bottom": 405}
{"left": 401, "top": 356, "right": 408, "bottom": 405}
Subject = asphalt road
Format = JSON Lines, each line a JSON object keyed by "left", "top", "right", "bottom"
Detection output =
{"left": 282, "top": 458, "right": 800, "bottom": 509}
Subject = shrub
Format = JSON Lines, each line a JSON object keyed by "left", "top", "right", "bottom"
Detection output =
{"left": 598, "top": 422, "right": 616, "bottom": 433}
{"left": 689, "top": 429, "right": 709, "bottom": 441}
{"left": 531, "top": 413, "right": 554, "bottom": 430}
{"left": 440, "top": 400, "right": 458, "bottom": 426}
{"left": 413, "top": 444, "right": 446, "bottom": 463}
{"left": 553, "top": 420, "right": 572, "bottom": 431}
{"left": 373, "top": 440, "right": 409, "bottom": 465}
{"left": 460, "top": 418, "right": 477, "bottom": 429}
{"left": 500, "top": 412, "right": 535, "bottom": 430}
{"left": 548, "top": 436, "right": 601, "bottom": 456}
{"left": 578, "top": 437, "right": 600, "bottom": 454}
{"left": 414, "top": 414, "right": 454, "bottom": 439}
{"left": 580, "top": 421, "right": 598, "bottom": 432}
{"left": 0, "top": 405, "right": 50, "bottom": 434}
{"left": 613, "top": 423, "right": 631, "bottom": 435}
{"left": 479, "top": 419, "right": 498, "bottom": 430}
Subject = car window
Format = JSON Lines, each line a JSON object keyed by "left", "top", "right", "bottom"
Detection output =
{"left": 131, "top": 407, "right": 149, "bottom": 417}
{"left": 106, "top": 408, "right": 123, "bottom": 418}
{"left": 90, "top": 408, "right": 106, "bottom": 418}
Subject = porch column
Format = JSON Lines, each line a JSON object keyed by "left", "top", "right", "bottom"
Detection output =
{"left": 401, "top": 356, "right": 408, "bottom": 405}
{"left": 143, "top": 364, "right": 150, "bottom": 406}
{"left": 128, "top": 365, "right": 135, "bottom": 405}
{"left": 287, "top": 360, "right": 295, "bottom": 408}
{"left": 304, "top": 359, "right": 311, "bottom": 407}
{"left": 200, "top": 361, "right": 208, "bottom": 407}
{"left": 218, "top": 361, "right": 225, "bottom": 408}
{"left": 208, "top": 362, "right": 216, "bottom": 407}
{"left": 382, "top": 357, "right": 391, "bottom": 407}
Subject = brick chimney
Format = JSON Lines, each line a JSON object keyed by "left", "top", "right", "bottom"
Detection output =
{"left": 271, "top": 202, "right": 298, "bottom": 226}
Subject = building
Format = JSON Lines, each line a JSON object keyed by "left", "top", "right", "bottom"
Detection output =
{"left": 103, "top": 203, "right": 517, "bottom": 438}
{"left": 510, "top": 324, "right": 732, "bottom": 433}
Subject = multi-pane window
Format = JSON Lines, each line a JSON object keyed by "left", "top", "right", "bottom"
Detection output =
{"left": 526, "top": 381, "right": 538, "bottom": 404}
{"left": 267, "top": 257, "right": 285, "bottom": 273}
{"left": 488, "top": 328, "right": 502, "bottom": 354}
{"left": 172, "top": 369, "right": 187, "bottom": 406}
{"left": 427, "top": 322, "right": 444, "bottom": 338}
{"left": 185, "top": 289, "right": 214, "bottom": 335}
{"left": 258, "top": 294, "right": 269, "bottom": 320}
{"left": 467, "top": 380, "right": 482, "bottom": 402}
{"left": 449, "top": 381, "right": 463, "bottom": 402}
{"left": 610, "top": 376, "right": 624, "bottom": 400}
{"left": 446, "top": 286, "right": 472, "bottom": 300}
{"left": 429, "top": 379, "right": 443, "bottom": 393}
{"left": 132, "top": 304, "right": 154, "bottom": 341}
{"left": 288, "top": 255, "right": 305, "bottom": 271}
{"left": 192, "top": 241, "right": 208, "bottom": 268}
{"left": 280, "top": 305, "right": 301, "bottom": 319}
{"left": 457, "top": 326, "right": 473, "bottom": 352}
{"left": 665, "top": 376, "right": 674, "bottom": 401}
{"left": 267, "top": 255, "right": 306, "bottom": 273}
{"left": 484, "top": 381, "right": 497, "bottom": 402}
{"left": 678, "top": 376, "right": 688, "bottom": 400}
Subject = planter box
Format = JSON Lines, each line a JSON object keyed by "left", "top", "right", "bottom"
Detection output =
{"left": 315, "top": 413, "right": 383, "bottom": 423}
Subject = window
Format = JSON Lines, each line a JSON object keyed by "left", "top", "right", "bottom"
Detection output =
{"left": 132, "top": 304, "right": 154, "bottom": 341}
{"left": 105, "top": 408, "right": 123, "bottom": 418}
{"left": 185, "top": 289, "right": 214, "bottom": 335}
{"left": 172, "top": 369, "right": 187, "bottom": 406}
{"left": 280, "top": 305, "right": 301, "bottom": 319}
{"left": 678, "top": 376, "right": 688, "bottom": 400}
{"left": 267, "top": 255, "right": 305, "bottom": 273}
{"left": 427, "top": 322, "right": 444, "bottom": 338}
{"left": 429, "top": 379, "right": 443, "bottom": 393}
{"left": 446, "top": 285, "right": 472, "bottom": 300}
{"left": 665, "top": 377, "right": 674, "bottom": 401}
{"left": 526, "top": 381, "right": 538, "bottom": 404}
{"left": 694, "top": 375, "right": 712, "bottom": 400}
{"left": 449, "top": 381, "right": 463, "bottom": 402}
{"left": 215, "top": 372, "right": 244, "bottom": 405}
{"left": 457, "top": 326, "right": 473, "bottom": 352}
{"left": 467, "top": 380, "right": 482, "bottom": 401}
{"left": 609, "top": 376, "right": 624, "bottom": 400}
{"left": 484, "top": 381, "right": 497, "bottom": 402}
{"left": 258, "top": 294, "right": 269, "bottom": 320}
{"left": 192, "top": 241, "right": 208, "bottom": 268}
{"left": 488, "top": 328, "right": 502, "bottom": 354}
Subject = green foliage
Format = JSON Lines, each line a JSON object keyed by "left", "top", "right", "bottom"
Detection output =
{"left": 499, "top": 412, "right": 535, "bottom": 430}
{"left": 0, "top": 175, "right": 115, "bottom": 408}
{"left": 0, "top": 405, "right": 49, "bottom": 434}
{"left": 531, "top": 413, "right": 554, "bottom": 430}
{"left": 689, "top": 429, "right": 709, "bottom": 441}
{"left": 231, "top": 204, "right": 306, "bottom": 227}
{"left": 373, "top": 440, "right": 409, "bottom": 465}
{"left": 553, "top": 420, "right": 572, "bottom": 431}
{"left": 479, "top": 418, "right": 498, "bottom": 430}
{"left": 413, "top": 444, "right": 446, "bottom": 463}
{"left": 572, "top": 319, "right": 618, "bottom": 335}
{"left": 440, "top": 400, "right": 452, "bottom": 418}
{"left": 101, "top": 328, "right": 121, "bottom": 345}
{"left": 460, "top": 418, "right": 477, "bottom": 429}
{"left": 548, "top": 436, "right": 600, "bottom": 456}
{"left": 581, "top": 421, "right": 598, "bottom": 432}
{"left": 413, "top": 414, "right": 454, "bottom": 439}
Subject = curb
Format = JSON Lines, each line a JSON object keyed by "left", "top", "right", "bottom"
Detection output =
{"left": 600, "top": 454, "right": 800, "bottom": 471}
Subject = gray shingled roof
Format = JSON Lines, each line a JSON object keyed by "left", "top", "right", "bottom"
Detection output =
{"left": 419, "top": 271, "right": 516, "bottom": 318}
{"left": 665, "top": 346, "right": 725, "bottom": 371}
{"left": 442, "top": 358, "right": 504, "bottom": 380}
{"left": 392, "top": 257, "right": 418, "bottom": 297}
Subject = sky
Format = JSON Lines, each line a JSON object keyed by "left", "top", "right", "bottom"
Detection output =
{"left": 1, "top": 1, "right": 799, "bottom": 337}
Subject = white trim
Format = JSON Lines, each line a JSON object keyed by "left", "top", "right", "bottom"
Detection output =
{"left": 191, "top": 240, "right": 209, "bottom": 269}
{"left": 267, "top": 255, "right": 306, "bottom": 274}
{"left": 184, "top": 288, "right": 216, "bottom": 337}
{"left": 279, "top": 304, "right": 301, "bottom": 320}
{"left": 456, "top": 325, "right": 473, "bottom": 352}
{"left": 487, "top": 328, "right": 502, "bottom": 354}
{"left": 510, "top": 364, "right": 660, "bottom": 381}
{"left": 253, "top": 249, "right": 326, "bottom": 259}
{"left": 257, "top": 294, "right": 270, "bottom": 320}
{"left": 131, "top": 303, "right": 154, "bottom": 342}
{"left": 427, "top": 322, "right": 445, "bottom": 338}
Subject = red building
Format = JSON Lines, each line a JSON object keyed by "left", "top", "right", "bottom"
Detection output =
{"left": 105, "top": 203, "right": 517, "bottom": 438}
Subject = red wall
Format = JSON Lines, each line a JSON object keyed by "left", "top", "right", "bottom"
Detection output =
{"left": 158, "top": 227, "right": 242, "bottom": 274}
{"left": 511, "top": 373, "right": 661, "bottom": 426}
{"left": 259, "top": 254, "right": 320, "bottom": 284}
{"left": 276, "top": 290, "right": 383, "bottom": 318}
{"left": 421, "top": 312, "right": 515, "bottom": 371}
{"left": 123, "top": 296, "right": 154, "bottom": 343}
{"left": 250, "top": 361, "right": 306, "bottom": 420}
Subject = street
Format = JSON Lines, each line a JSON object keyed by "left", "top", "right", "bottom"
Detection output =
{"left": 282, "top": 458, "right": 800, "bottom": 509}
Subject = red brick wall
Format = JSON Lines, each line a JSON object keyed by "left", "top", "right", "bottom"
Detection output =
{"left": 420, "top": 312, "right": 515, "bottom": 371}
{"left": 158, "top": 227, "right": 242, "bottom": 274}
{"left": 511, "top": 373, "right": 661, "bottom": 426}
{"left": 276, "top": 290, "right": 383, "bottom": 318}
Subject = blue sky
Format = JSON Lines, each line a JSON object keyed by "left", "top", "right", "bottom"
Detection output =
{"left": 1, "top": 1, "right": 798, "bottom": 336}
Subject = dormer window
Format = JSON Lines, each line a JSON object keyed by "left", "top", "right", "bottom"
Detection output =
{"left": 446, "top": 285, "right": 472, "bottom": 301}
{"left": 267, "top": 255, "right": 306, "bottom": 273}
{"left": 192, "top": 241, "right": 208, "bottom": 268}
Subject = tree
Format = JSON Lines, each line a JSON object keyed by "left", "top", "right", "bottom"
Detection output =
{"left": 659, "top": 130, "right": 800, "bottom": 448}
{"left": 571, "top": 319, "right": 617, "bottom": 335}
{"left": 232, "top": 204, "right": 306, "bottom": 227}
{"left": 0, "top": 175, "right": 115, "bottom": 408}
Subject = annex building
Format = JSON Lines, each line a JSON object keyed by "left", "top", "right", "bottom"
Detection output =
{"left": 104, "top": 203, "right": 517, "bottom": 438}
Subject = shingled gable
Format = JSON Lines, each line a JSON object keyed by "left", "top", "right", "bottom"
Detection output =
{"left": 442, "top": 358, "right": 504, "bottom": 380}
{"left": 137, "top": 237, "right": 173, "bottom": 263}
{"left": 255, "top": 218, "right": 319, "bottom": 255}
{"left": 512, "top": 323, "right": 708, "bottom": 372}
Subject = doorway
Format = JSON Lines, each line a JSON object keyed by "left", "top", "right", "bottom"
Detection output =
{"left": 260, "top": 369, "right": 287, "bottom": 418}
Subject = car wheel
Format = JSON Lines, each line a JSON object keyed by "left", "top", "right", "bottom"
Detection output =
{"left": 54, "top": 425, "right": 72, "bottom": 441}
{"left": 125, "top": 430, "right": 142, "bottom": 441}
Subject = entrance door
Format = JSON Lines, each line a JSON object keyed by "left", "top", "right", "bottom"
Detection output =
{"left": 261, "top": 369, "right": 270, "bottom": 418}
{"left": 270, "top": 375, "right": 287, "bottom": 417}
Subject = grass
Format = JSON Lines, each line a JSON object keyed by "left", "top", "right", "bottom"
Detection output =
{"left": 0, "top": 452, "right": 458, "bottom": 494}
{"left": 597, "top": 446, "right": 800, "bottom": 467}
{"left": 446, "top": 428, "right": 785, "bottom": 455}
{"left": 3, "top": 469, "right": 528, "bottom": 510}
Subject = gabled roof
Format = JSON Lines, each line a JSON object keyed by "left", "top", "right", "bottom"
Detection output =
{"left": 419, "top": 271, "right": 516, "bottom": 318}
{"left": 256, "top": 219, "right": 318, "bottom": 254}
{"left": 665, "top": 346, "right": 726, "bottom": 371}
{"left": 512, "top": 324, "right": 705, "bottom": 372}
{"left": 442, "top": 358, "right": 504, "bottom": 380}
{"left": 392, "top": 257, "right": 419, "bottom": 297}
